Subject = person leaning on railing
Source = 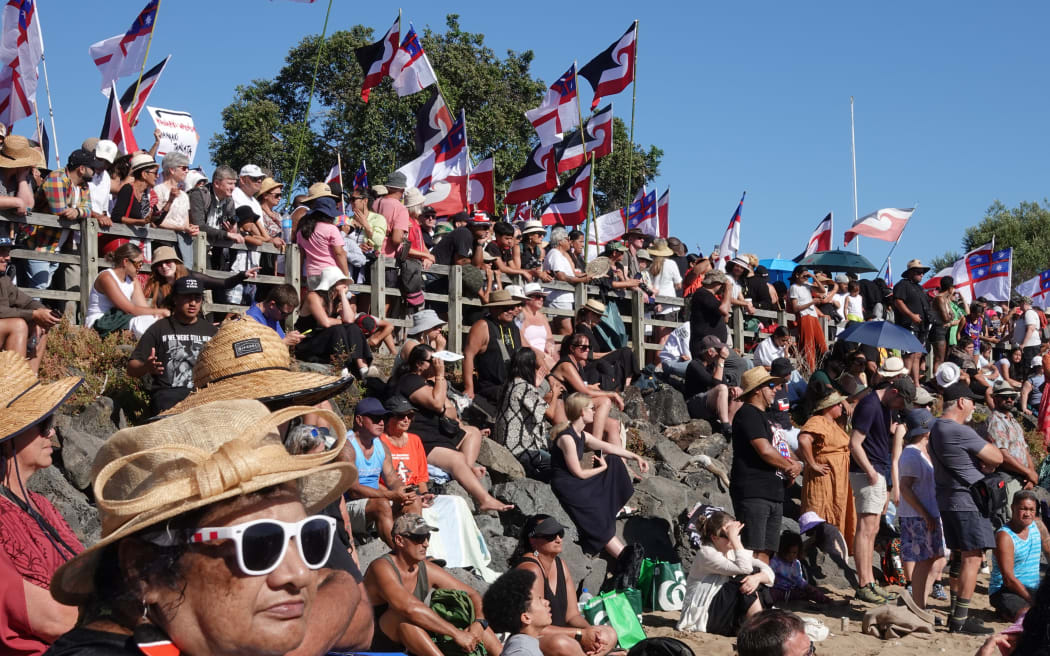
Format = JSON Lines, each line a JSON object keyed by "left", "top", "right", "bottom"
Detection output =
{"left": 85, "top": 242, "right": 168, "bottom": 338}
{"left": 542, "top": 227, "right": 593, "bottom": 335}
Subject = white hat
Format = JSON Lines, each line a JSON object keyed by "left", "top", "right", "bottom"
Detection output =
{"left": 94, "top": 140, "right": 118, "bottom": 165}
{"left": 523, "top": 282, "right": 548, "bottom": 297}
{"left": 876, "top": 356, "right": 907, "bottom": 378}
{"left": 1032, "top": 356, "right": 1043, "bottom": 368}
{"left": 521, "top": 220, "right": 545, "bottom": 236}
{"left": 504, "top": 284, "right": 528, "bottom": 301}
{"left": 798, "top": 511, "right": 826, "bottom": 534}
{"left": 407, "top": 309, "right": 446, "bottom": 336}
{"left": 239, "top": 164, "right": 264, "bottom": 178}
{"left": 311, "top": 265, "right": 350, "bottom": 292}
{"left": 402, "top": 187, "right": 426, "bottom": 209}
{"left": 935, "top": 361, "right": 961, "bottom": 388}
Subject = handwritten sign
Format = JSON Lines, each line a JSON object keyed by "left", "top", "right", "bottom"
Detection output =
{"left": 146, "top": 106, "right": 199, "bottom": 163}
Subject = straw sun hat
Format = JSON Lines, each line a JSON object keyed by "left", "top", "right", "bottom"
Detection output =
{"left": 162, "top": 318, "right": 353, "bottom": 416}
{"left": 50, "top": 399, "right": 358, "bottom": 605}
{"left": 0, "top": 351, "right": 83, "bottom": 443}
{"left": 0, "top": 135, "right": 45, "bottom": 169}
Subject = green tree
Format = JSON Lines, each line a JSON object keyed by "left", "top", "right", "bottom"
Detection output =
{"left": 929, "top": 250, "right": 960, "bottom": 275}
{"left": 209, "top": 15, "right": 661, "bottom": 215}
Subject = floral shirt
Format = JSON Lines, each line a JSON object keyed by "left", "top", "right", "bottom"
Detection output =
{"left": 987, "top": 410, "right": 1029, "bottom": 464}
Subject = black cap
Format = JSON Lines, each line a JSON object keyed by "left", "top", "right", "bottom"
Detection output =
{"left": 887, "top": 375, "right": 916, "bottom": 408}
{"left": 384, "top": 395, "right": 415, "bottom": 415}
{"left": 528, "top": 516, "right": 565, "bottom": 537}
{"left": 942, "top": 381, "right": 981, "bottom": 403}
{"left": 234, "top": 205, "right": 260, "bottom": 224}
{"left": 172, "top": 276, "right": 203, "bottom": 295}
{"left": 67, "top": 148, "right": 100, "bottom": 170}
{"left": 770, "top": 357, "right": 793, "bottom": 378}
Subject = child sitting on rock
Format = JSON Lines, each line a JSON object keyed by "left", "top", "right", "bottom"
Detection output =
{"left": 770, "top": 531, "right": 836, "bottom": 604}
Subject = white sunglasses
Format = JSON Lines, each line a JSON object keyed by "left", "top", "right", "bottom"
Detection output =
{"left": 190, "top": 515, "right": 336, "bottom": 576}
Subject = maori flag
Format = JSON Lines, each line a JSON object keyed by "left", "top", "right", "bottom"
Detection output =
{"left": 524, "top": 64, "right": 579, "bottom": 146}
{"left": 397, "top": 112, "right": 467, "bottom": 191}
{"left": 0, "top": 0, "right": 44, "bottom": 126}
{"left": 354, "top": 16, "right": 399, "bottom": 102}
{"left": 390, "top": 26, "right": 437, "bottom": 97}
{"left": 657, "top": 189, "right": 669, "bottom": 238}
{"left": 555, "top": 103, "right": 613, "bottom": 172}
{"left": 352, "top": 160, "right": 367, "bottom": 189}
{"left": 504, "top": 142, "right": 559, "bottom": 206}
{"left": 468, "top": 157, "right": 495, "bottom": 215}
{"left": 414, "top": 87, "right": 453, "bottom": 154}
{"left": 119, "top": 55, "right": 169, "bottom": 126}
{"left": 579, "top": 22, "right": 637, "bottom": 110}
{"left": 513, "top": 204, "right": 533, "bottom": 222}
{"left": 540, "top": 159, "right": 591, "bottom": 227}
{"left": 101, "top": 81, "right": 138, "bottom": 154}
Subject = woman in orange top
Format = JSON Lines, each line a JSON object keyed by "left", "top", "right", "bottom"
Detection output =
{"left": 796, "top": 391, "right": 857, "bottom": 548}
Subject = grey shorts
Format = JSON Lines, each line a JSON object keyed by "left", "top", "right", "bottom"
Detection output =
{"left": 941, "top": 509, "right": 995, "bottom": 552}
{"left": 733, "top": 497, "right": 783, "bottom": 553}
{"left": 849, "top": 471, "right": 887, "bottom": 515}
{"left": 346, "top": 498, "right": 370, "bottom": 534}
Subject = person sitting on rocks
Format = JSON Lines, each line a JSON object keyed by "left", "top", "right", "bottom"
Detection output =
{"left": 684, "top": 334, "right": 745, "bottom": 437}
{"left": 364, "top": 514, "right": 503, "bottom": 656}
{"left": 678, "top": 510, "right": 775, "bottom": 636}
{"left": 398, "top": 309, "right": 447, "bottom": 366}
{"left": 658, "top": 321, "right": 692, "bottom": 382}
{"left": 573, "top": 299, "right": 639, "bottom": 391}
{"left": 989, "top": 490, "right": 1049, "bottom": 622}
{"left": 463, "top": 289, "right": 523, "bottom": 407}
{"left": 0, "top": 237, "right": 60, "bottom": 373}
{"left": 550, "top": 332, "right": 625, "bottom": 446}
{"left": 346, "top": 397, "right": 416, "bottom": 547}
{"left": 294, "top": 265, "right": 374, "bottom": 378}
{"left": 510, "top": 515, "right": 618, "bottom": 656}
{"left": 85, "top": 242, "right": 168, "bottom": 338}
{"left": 482, "top": 569, "right": 553, "bottom": 656}
{"left": 495, "top": 347, "right": 565, "bottom": 481}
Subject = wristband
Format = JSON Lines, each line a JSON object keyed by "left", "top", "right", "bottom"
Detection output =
{"left": 474, "top": 618, "right": 489, "bottom": 631}
{"left": 575, "top": 630, "right": 583, "bottom": 642}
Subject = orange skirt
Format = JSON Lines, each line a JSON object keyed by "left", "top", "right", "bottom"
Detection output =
{"left": 797, "top": 314, "right": 827, "bottom": 371}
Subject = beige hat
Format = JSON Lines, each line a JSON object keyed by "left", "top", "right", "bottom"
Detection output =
{"left": 904, "top": 259, "right": 930, "bottom": 274}
{"left": 0, "top": 351, "right": 83, "bottom": 443}
{"left": 648, "top": 239, "right": 674, "bottom": 258}
{"left": 150, "top": 246, "right": 182, "bottom": 268}
{"left": 485, "top": 289, "right": 523, "bottom": 307}
{"left": 585, "top": 256, "right": 611, "bottom": 278}
{"left": 739, "top": 367, "right": 784, "bottom": 397}
{"left": 162, "top": 318, "right": 354, "bottom": 416}
{"left": 403, "top": 187, "right": 426, "bottom": 209}
{"left": 302, "top": 182, "right": 338, "bottom": 203}
{"left": 0, "top": 135, "right": 45, "bottom": 169}
{"left": 813, "top": 392, "right": 847, "bottom": 413}
{"left": 583, "top": 299, "right": 607, "bottom": 316}
{"left": 49, "top": 399, "right": 357, "bottom": 605}
{"left": 128, "top": 152, "right": 158, "bottom": 174}
{"left": 877, "top": 356, "right": 908, "bottom": 378}
{"left": 256, "top": 177, "right": 283, "bottom": 199}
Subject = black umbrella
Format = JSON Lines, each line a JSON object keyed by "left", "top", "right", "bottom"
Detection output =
{"left": 797, "top": 249, "right": 878, "bottom": 274}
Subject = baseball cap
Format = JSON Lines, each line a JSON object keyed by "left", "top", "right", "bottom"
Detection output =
{"left": 905, "top": 408, "right": 935, "bottom": 438}
{"left": 354, "top": 397, "right": 388, "bottom": 419}
{"left": 66, "top": 148, "right": 100, "bottom": 170}
{"left": 701, "top": 335, "right": 728, "bottom": 352}
{"left": 94, "top": 140, "right": 118, "bottom": 165}
{"left": 384, "top": 395, "right": 415, "bottom": 415}
{"left": 393, "top": 513, "right": 438, "bottom": 536}
{"left": 354, "top": 314, "right": 377, "bottom": 336}
{"left": 770, "top": 357, "right": 793, "bottom": 378}
{"left": 239, "top": 164, "right": 264, "bottom": 178}
{"left": 1032, "top": 356, "right": 1044, "bottom": 368}
{"left": 942, "top": 381, "right": 981, "bottom": 403}
{"left": 914, "top": 386, "right": 935, "bottom": 407}
{"left": 172, "top": 277, "right": 203, "bottom": 295}
{"left": 886, "top": 375, "right": 916, "bottom": 408}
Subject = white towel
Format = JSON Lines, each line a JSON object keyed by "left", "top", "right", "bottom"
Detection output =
{"left": 422, "top": 495, "right": 501, "bottom": 583}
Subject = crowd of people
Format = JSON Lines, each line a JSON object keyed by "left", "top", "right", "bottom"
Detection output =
{"left": 2, "top": 134, "right": 1050, "bottom": 656}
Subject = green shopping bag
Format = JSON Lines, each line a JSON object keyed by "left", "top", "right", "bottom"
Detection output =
{"left": 638, "top": 559, "right": 686, "bottom": 611}
{"left": 582, "top": 589, "right": 647, "bottom": 649}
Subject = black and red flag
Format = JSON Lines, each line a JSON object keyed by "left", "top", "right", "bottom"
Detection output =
{"left": 414, "top": 87, "right": 454, "bottom": 155}
{"left": 504, "top": 142, "right": 559, "bottom": 206}
{"left": 555, "top": 103, "right": 613, "bottom": 172}
{"left": 540, "top": 158, "right": 591, "bottom": 227}
{"left": 354, "top": 16, "right": 399, "bottom": 102}
{"left": 579, "top": 22, "right": 637, "bottom": 110}
{"left": 119, "top": 55, "right": 169, "bottom": 126}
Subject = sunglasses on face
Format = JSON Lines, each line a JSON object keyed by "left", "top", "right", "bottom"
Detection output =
{"left": 190, "top": 515, "right": 336, "bottom": 576}
{"left": 395, "top": 412, "right": 415, "bottom": 420}
{"left": 405, "top": 533, "right": 430, "bottom": 544}
{"left": 537, "top": 530, "right": 565, "bottom": 541}
{"left": 36, "top": 414, "right": 55, "bottom": 435}
{"left": 249, "top": 176, "right": 266, "bottom": 183}
{"left": 572, "top": 343, "right": 589, "bottom": 350}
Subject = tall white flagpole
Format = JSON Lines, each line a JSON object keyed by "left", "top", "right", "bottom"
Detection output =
{"left": 848, "top": 96, "right": 856, "bottom": 255}
{"left": 34, "top": 2, "right": 60, "bottom": 166}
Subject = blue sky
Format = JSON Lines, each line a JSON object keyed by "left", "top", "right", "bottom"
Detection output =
{"left": 20, "top": 1, "right": 1050, "bottom": 279}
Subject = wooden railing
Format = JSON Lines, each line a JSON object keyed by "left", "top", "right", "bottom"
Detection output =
{"left": 2, "top": 211, "right": 834, "bottom": 369}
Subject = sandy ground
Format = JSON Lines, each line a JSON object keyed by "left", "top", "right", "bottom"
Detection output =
{"left": 640, "top": 577, "right": 1008, "bottom": 656}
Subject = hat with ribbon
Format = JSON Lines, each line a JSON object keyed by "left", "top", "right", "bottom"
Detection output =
{"left": 49, "top": 399, "right": 357, "bottom": 605}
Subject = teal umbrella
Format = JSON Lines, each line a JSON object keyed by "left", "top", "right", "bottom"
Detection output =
{"left": 797, "top": 249, "right": 877, "bottom": 274}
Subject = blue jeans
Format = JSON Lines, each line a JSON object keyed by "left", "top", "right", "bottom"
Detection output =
{"left": 661, "top": 358, "right": 690, "bottom": 378}
{"left": 18, "top": 259, "right": 58, "bottom": 290}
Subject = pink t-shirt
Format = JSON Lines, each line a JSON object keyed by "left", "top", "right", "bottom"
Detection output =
{"left": 296, "top": 221, "right": 343, "bottom": 277}
{"left": 376, "top": 196, "right": 411, "bottom": 257}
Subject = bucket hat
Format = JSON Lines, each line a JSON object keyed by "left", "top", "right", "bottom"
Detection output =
{"left": 311, "top": 265, "right": 350, "bottom": 292}
{"left": 407, "top": 309, "right": 446, "bottom": 336}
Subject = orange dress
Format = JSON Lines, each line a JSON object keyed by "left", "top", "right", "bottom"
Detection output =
{"left": 799, "top": 414, "right": 856, "bottom": 547}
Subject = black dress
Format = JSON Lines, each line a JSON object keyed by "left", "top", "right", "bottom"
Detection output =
{"left": 294, "top": 311, "right": 372, "bottom": 369}
{"left": 550, "top": 425, "right": 634, "bottom": 554}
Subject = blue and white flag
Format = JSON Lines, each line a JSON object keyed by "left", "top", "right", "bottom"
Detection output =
{"left": 1015, "top": 270, "right": 1050, "bottom": 309}
{"left": 951, "top": 242, "right": 1012, "bottom": 303}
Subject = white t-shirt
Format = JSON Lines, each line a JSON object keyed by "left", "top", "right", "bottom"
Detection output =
{"left": 88, "top": 170, "right": 111, "bottom": 215}
{"left": 543, "top": 248, "right": 575, "bottom": 309}
{"left": 752, "top": 336, "right": 786, "bottom": 367}
{"left": 845, "top": 294, "right": 864, "bottom": 319}
{"left": 832, "top": 292, "right": 849, "bottom": 318}
{"left": 652, "top": 260, "right": 682, "bottom": 314}
{"left": 659, "top": 322, "right": 691, "bottom": 368}
{"left": 789, "top": 284, "right": 817, "bottom": 317}
{"left": 153, "top": 183, "right": 189, "bottom": 230}
{"left": 1014, "top": 309, "right": 1040, "bottom": 347}
{"left": 231, "top": 186, "right": 263, "bottom": 219}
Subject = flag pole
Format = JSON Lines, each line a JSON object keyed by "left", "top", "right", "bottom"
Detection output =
{"left": 850, "top": 96, "right": 859, "bottom": 254}
{"left": 574, "top": 61, "right": 596, "bottom": 241}
{"left": 34, "top": 4, "right": 60, "bottom": 165}
{"left": 624, "top": 19, "right": 639, "bottom": 209}
{"left": 336, "top": 151, "right": 344, "bottom": 213}
{"left": 287, "top": 0, "right": 334, "bottom": 201}
{"left": 129, "top": 0, "right": 161, "bottom": 128}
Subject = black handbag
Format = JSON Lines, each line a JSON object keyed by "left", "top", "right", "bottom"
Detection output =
{"left": 931, "top": 446, "right": 1010, "bottom": 525}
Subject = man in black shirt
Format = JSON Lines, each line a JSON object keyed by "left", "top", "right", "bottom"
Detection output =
{"left": 432, "top": 213, "right": 489, "bottom": 267}
{"left": 128, "top": 276, "right": 217, "bottom": 415}
{"left": 689, "top": 269, "right": 731, "bottom": 356}
{"left": 893, "top": 259, "right": 932, "bottom": 386}
{"left": 685, "top": 335, "right": 742, "bottom": 437}
{"left": 462, "top": 289, "right": 523, "bottom": 406}
{"left": 729, "top": 367, "right": 803, "bottom": 562}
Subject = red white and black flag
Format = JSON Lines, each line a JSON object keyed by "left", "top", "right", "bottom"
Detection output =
{"left": 101, "top": 80, "right": 138, "bottom": 154}
{"left": 414, "top": 87, "right": 454, "bottom": 155}
{"left": 555, "top": 103, "right": 613, "bottom": 172}
{"left": 541, "top": 159, "right": 591, "bottom": 227}
{"left": 504, "top": 142, "right": 559, "bottom": 206}
{"left": 119, "top": 55, "right": 169, "bottom": 126}
{"left": 513, "top": 204, "right": 533, "bottom": 222}
{"left": 579, "top": 22, "right": 637, "bottom": 110}
{"left": 0, "top": 0, "right": 44, "bottom": 126}
{"left": 802, "top": 213, "right": 832, "bottom": 258}
{"left": 525, "top": 64, "right": 579, "bottom": 146}
{"left": 354, "top": 16, "right": 399, "bottom": 102}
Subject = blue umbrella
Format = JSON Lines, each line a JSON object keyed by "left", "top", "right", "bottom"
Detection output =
{"left": 759, "top": 258, "right": 797, "bottom": 285}
{"left": 836, "top": 321, "right": 927, "bottom": 354}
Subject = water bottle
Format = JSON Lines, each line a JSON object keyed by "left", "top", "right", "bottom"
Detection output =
{"left": 281, "top": 215, "right": 293, "bottom": 242}
{"left": 578, "top": 588, "right": 593, "bottom": 611}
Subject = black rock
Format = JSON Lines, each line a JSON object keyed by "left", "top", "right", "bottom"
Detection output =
{"left": 27, "top": 466, "right": 100, "bottom": 546}
{"left": 644, "top": 384, "right": 690, "bottom": 427}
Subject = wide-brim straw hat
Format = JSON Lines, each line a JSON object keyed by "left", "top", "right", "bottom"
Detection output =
{"left": 128, "top": 153, "right": 158, "bottom": 174}
{"left": 50, "top": 399, "right": 357, "bottom": 605}
{"left": 521, "top": 220, "right": 546, "bottom": 236}
{"left": 728, "top": 256, "right": 752, "bottom": 272}
{"left": 0, "top": 135, "right": 45, "bottom": 169}
{"left": 302, "top": 182, "right": 338, "bottom": 203}
{"left": 904, "top": 259, "right": 930, "bottom": 274}
{"left": 256, "top": 177, "right": 283, "bottom": 199}
{"left": 583, "top": 299, "right": 607, "bottom": 316}
{"left": 150, "top": 246, "right": 182, "bottom": 268}
{"left": 311, "top": 265, "right": 350, "bottom": 292}
{"left": 0, "top": 351, "right": 83, "bottom": 443}
{"left": 485, "top": 289, "right": 522, "bottom": 307}
{"left": 648, "top": 241, "right": 674, "bottom": 258}
{"left": 877, "top": 356, "right": 908, "bottom": 378}
{"left": 813, "top": 392, "right": 847, "bottom": 413}
{"left": 163, "top": 318, "right": 354, "bottom": 416}
{"left": 739, "top": 367, "right": 784, "bottom": 397}
{"left": 585, "top": 256, "right": 611, "bottom": 278}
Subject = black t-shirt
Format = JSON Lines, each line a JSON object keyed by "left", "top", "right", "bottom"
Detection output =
{"left": 46, "top": 627, "right": 138, "bottom": 655}
{"left": 767, "top": 386, "right": 792, "bottom": 430}
{"left": 847, "top": 391, "right": 893, "bottom": 482}
{"left": 893, "top": 279, "right": 929, "bottom": 329}
{"left": 396, "top": 373, "right": 443, "bottom": 440}
{"left": 722, "top": 352, "right": 747, "bottom": 388}
{"left": 432, "top": 227, "right": 474, "bottom": 266}
{"left": 130, "top": 315, "right": 217, "bottom": 411}
{"left": 684, "top": 359, "right": 720, "bottom": 397}
{"left": 688, "top": 288, "right": 727, "bottom": 355}
{"left": 729, "top": 403, "right": 783, "bottom": 502}
{"left": 485, "top": 241, "right": 513, "bottom": 264}
{"left": 112, "top": 184, "right": 149, "bottom": 223}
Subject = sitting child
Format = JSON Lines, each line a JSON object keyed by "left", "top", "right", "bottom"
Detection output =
{"left": 770, "top": 532, "right": 835, "bottom": 604}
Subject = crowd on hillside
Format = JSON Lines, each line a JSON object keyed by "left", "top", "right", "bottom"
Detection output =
{"left": 2, "top": 136, "right": 1050, "bottom": 656}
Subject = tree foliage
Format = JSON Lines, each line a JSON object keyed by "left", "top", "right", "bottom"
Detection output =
{"left": 210, "top": 15, "right": 662, "bottom": 216}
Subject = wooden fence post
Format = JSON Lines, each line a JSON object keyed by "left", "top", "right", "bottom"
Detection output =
{"left": 630, "top": 290, "right": 646, "bottom": 371}
{"left": 448, "top": 265, "right": 463, "bottom": 354}
{"left": 371, "top": 257, "right": 386, "bottom": 319}
{"left": 574, "top": 281, "right": 587, "bottom": 311}
{"left": 79, "top": 216, "right": 99, "bottom": 322}
{"left": 732, "top": 307, "right": 745, "bottom": 351}
{"left": 284, "top": 244, "right": 301, "bottom": 325}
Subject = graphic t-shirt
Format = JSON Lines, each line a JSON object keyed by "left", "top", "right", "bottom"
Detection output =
{"left": 380, "top": 432, "right": 430, "bottom": 487}
{"left": 130, "top": 316, "right": 217, "bottom": 411}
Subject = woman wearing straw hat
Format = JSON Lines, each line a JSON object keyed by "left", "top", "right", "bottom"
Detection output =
{"left": 45, "top": 400, "right": 358, "bottom": 656}
{"left": 796, "top": 391, "right": 857, "bottom": 555}
{"left": 0, "top": 351, "right": 84, "bottom": 654}
{"left": 143, "top": 246, "right": 258, "bottom": 310}
{"left": 295, "top": 265, "right": 373, "bottom": 379}
{"left": 0, "top": 135, "right": 41, "bottom": 217}
{"left": 111, "top": 153, "right": 160, "bottom": 228}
